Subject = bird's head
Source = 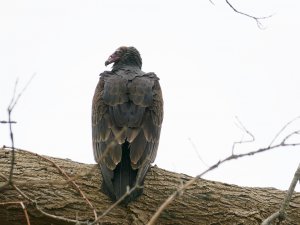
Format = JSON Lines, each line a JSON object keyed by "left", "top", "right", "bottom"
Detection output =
{"left": 105, "top": 46, "right": 142, "bottom": 69}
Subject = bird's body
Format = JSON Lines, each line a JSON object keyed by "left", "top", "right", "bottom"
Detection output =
{"left": 92, "top": 47, "right": 163, "bottom": 203}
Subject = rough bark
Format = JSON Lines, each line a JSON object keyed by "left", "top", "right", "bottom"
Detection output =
{"left": 0, "top": 148, "right": 299, "bottom": 225}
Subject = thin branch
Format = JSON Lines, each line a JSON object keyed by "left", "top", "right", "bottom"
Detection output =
{"left": 0, "top": 201, "right": 31, "bottom": 225}
{"left": 225, "top": 0, "right": 273, "bottom": 29}
{"left": 1, "top": 169, "right": 142, "bottom": 225}
{"left": 261, "top": 163, "right": 300, "bottom": 225}
{"left": 280, "top": 130, "right": 300, "bottom": 145}
{"left": 147, "top": 120, "right": 300, "bottom": 225}
{"left": 90, "top": 184, "right": 141, "bottom": 225}
{"left": 0, "top": 173, "right": 89, "bottom": 225}
{"left": 7, "top": 109, "right": 15, "bottom": 186}
{"left": 0, "top": 120, "right": 17, "bottom": 124}
{"left": 7, "top": 78, "right": 19, "bottom": 111}
{"left": 8, "top": 73, "right": 36, "bottom": 112}
{"left": 269, "top": 116, "right": 300, "bottom": 147}
{"left": 261, "top": 212, "right": 281, "bottom": 225}
{"left": 34, "top": 203, "right": 89, "bottom": 225}
{"left": 2, "top": 127, "right": 126, "bottom": 187}
{"left": 90, "top": 157, "right": 151, "bottom": 224}
{"left": 0, "top": 75, "right": 36, "bottom": 191}
{"left": 20, "top": 201, "right": 31, "bottom": 225}
{"left": 21, "top": 149, "right": 98, "bottom": 222}
{"left": 280, "top": 163, "right": 300, "bottom": 211}
{"left": 0, "top": 127, "right": 126, "bottom": 223}
{"left": 91, "top": 157, "right": 151, "bottom": 224}
{"left": 232, "top": 116, "right": 255, "bottom": 154}
{"left": 188, "top": 138, "right": 209, "bottom": 167}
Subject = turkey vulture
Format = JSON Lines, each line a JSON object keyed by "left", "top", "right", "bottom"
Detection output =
{"left": 92, "top": 46, "right": 163, "bottom": 203}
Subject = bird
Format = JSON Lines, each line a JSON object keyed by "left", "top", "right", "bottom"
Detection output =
{"left": 92, "top": 46, "right": 163, "bottom": 204}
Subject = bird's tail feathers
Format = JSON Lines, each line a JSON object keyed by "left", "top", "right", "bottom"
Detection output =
{"left": 112, "top": 142, "right": 142, "bottom": 204}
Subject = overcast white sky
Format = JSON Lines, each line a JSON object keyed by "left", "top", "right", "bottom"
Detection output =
{"left": 0, "top": 0, "right": 299, "bottom": 191}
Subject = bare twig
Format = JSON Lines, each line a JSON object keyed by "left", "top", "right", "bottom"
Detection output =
{"left": 188, "top": 138, "right": 209, "bottom": 167}
{"left": 225, "top": 0, "right": 273, "bottom": 29}
{"left": 269, "top": 116, "right": 300, "bottom": 147}
{"left": 0, "top": 75, "right": 92, "bottom": 224}
{"left": 0, "top": 173, "right": 89, "bottom": 225}
{"left": 34, "top": 203, "right": 89, "bottom": 225}
{"left": 261, "top": 163, "right": 300, "bottom": 225}
{"left": 147, "top": 120, "right": 300, "bottom": 225}
{"left": 0, "top": 152, "right": 141, "bottom": 225}
{"left": 91, "top": 184, "right": 141, "bottom": 225}
{"left": 0, "top": 75, "right": 36, "bottom": 191}
{"left": 1, "top": 167, "right": 142, "bottom": 225}
{"left": 280, "top": 130, "right": 300, "bottom": 145}
{"left": 2, "top": 127, "right": 126, "bottom": 187}
{"left": 7, "top": 78, "right": 19, "bottom": 111}
{"left": 20, "top": 201, "right": 31, "bottom": 225}
{"left": 8, "top": 74, "right": 36, "bottom": 112}
{"left": 0, "top": 120, "right": 17, "bottom": 124}
{"left": 6, "top": 108, "right": 15, "bottom": 186}
{"left": 208, "top": 0, "right": 215, "bottom": 6}
{"left": 261, "top": 212, "right": 281, "bottom": 225}
{"left": 232, "top": 116, "right": 255, "bottom": 154}
{"left": 91, "top": 157, "right": 152, "bottom": 224}
{"left": 91, "top": 156, "right": 151, "bottom": 224}
{"left": 0, "top": 127, "right": 126, "bottom": 224}
{"left": 0, "top": 201, "right": 31, "bottom": 225}
{"left": 13, "top": 148, "right": 98, "bottom": 222}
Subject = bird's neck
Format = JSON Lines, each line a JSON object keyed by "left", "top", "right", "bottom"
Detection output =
{"left": 112, "top": 54, "right": 142, "bottom": 71}
{"left": 112, "top": 63, "right": 141, "bottom": 72}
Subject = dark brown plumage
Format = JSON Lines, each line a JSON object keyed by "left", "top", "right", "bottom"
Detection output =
{"left": 92, "top": 46, "right": 163, "bottom": 203}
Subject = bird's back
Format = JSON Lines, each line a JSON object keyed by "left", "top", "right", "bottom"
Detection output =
{"left": 92, "top": 47, "right": 163, "bottom": 204}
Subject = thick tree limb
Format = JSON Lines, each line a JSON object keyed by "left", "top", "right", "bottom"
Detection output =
{"left": 0, "top": 148, "right": 299, "bottom": 225}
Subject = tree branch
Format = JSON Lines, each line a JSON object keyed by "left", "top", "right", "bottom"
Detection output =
{"left": 0, "top": 75, "right": 36, "bottom": 191}
{"left": 225, "top": 0, "right": 272, "bottom": 29}
{"left": 0, "top": 148, "right": 299, "bottom": 225}
{"left": 269, "top": 116, "right": 300, "bottom": 147}
{"left": 147, "top": 118, "right": 300, "bottom": 225}
{"left": 262, "top": 163, "right": 300, "bottom": 225}
{"left": 232, "top": 116, "right": 255, "bottom": 154}
{"left": 0, "top": 201, "right": 31, "bottom": 225}
{"left": 209, "top": 0, "right": 273, "bottom": 29}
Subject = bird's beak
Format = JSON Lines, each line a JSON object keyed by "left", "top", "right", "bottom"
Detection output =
{"left": 105, "top": 58, "right": 112, "bottom": 66}
{"left": 105, "top": 54, "right": 119, "bottom": 66}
